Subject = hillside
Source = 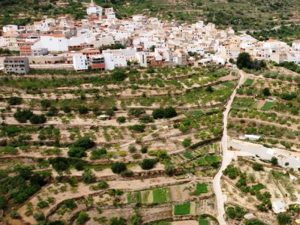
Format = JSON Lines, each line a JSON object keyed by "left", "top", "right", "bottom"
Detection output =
{"left": 1, "top": 0, "right": 300, "bottom": 33}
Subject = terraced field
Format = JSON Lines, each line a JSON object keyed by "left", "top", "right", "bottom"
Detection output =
{"left": 0, "top": 66, "right": 235, "bottom": 225}
{"left": 228, "top": 65, "right": 300, "bottom": 151}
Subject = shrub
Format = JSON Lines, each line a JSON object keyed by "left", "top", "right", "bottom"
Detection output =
{"left": 62, "top": 199, "right": 77, "bottom": 209}
{"left": 182, "top": 138, "right": 192, "bottom": 148}
{"left": 110, "top": 217, "right": 127, "bottom": 225}
{"left": 140, "top": 146, "right": 148, "bottom": 154}
{"left": 152, "top": 108, "right": 165, "bottom": 119}
{"left": 117, "top": 116, "right": 126, "bottom": 123}
{"left": 111, "top": 162, "right": 127, "bottom": 174}
{"left": 106, "top": 108, "right": 115, "bottom": 117}
{"left": 164, "top": 107, "right": 177, "bottom": 118}
{"left": 8, "top": 97, "right": 22, "bottom": 105}
{"left": 277, "top": 213, "right": 292, "bottom": 225}
{"left": 262, "top": 88, "right": 271, "bottom": 97}
{"left": 90, "top": 148, "right": 107, "bottom": 160}
{"left": 152, "top": 107, "right": 177, "bottom": 119}
{"left": 91, "top": 180, "right": 109, "bottom": 190}
{"left": 49, "top": 157, "right": 70, "bottom": 172}
{"left": 68, "top": 147, "right": 86, "bottom": 158}
{"left": 223, "top": 165, "right": 240, "bottom": 179}
{"left": 41, "top": 99, "right": 51, "bottom": 109}
{"left": 128, "top": 108, "right": 145, "bottom": 117}
{"left": 46, "top": 106, "right": 58, "bottom": 117}
{"left": 226, "top": 206, "right": 247, "bottom": 220}
{"left": 139, "top": 115, "right": 154, "bottom": 123}
{"left": 252, "top": 163, "right": 264, "bottom": 171}
{"left": 165, "top": 163, "right": 175, "bottom": 176}
{"left": 140, "top": 158, "right": 158, "bottom": 170}
{"left": 111, "top": 69, "right": 127, "bottom": 82}
{"left": 78, "top": 106, "right": 89, "bottom": 114}
{"left": 76, "top": 211, "right": 90, "bottom": 225}
{"left": 62, "top": 106, "right": 71, "bottom": 113}
{"left": 271, "top": 157, "right": 278, "bottom": 166}
{"left": 73, "top": 137, "right": 95, "bottom": 149}
{"left": 129, "top": 124, "right": 145, "bottom": 133}
{"left": 82, "top": 169, "right": 96, "bottom": 184}
{"left": 37, "top": 200, "right": 49, "bottom": 209}
{"left": 13, "top": 109, "right": 33, "bottom": 123}
{"left": 29, "top": 114, "right": 47, "bottom": 124}
{"left": 128, "top": 145, "right": 137, "bottom": 153}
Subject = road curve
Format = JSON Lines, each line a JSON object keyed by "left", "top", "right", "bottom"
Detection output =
{"left": 212, "top": 70, "right": 246, "bottom": 225}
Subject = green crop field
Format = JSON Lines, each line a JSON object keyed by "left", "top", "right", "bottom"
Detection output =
{"left": 199, "top": 218, "right": 209, "bottom": 225}
{"left": 194, "top": 183, "right": 208, "bottom": 195}
{"left": 244, "top": 79, "right": 254, "bottom": 86}
{"left": 261, "top": 101, "right": 274, "bottom": 111}
{"left": 153, "top": 188, "right": 170, "bottom": 204}
{"left": 183, "top": 151, "right": 193, "bottom": 159}
{"left": 174, "top": 202, "right": 191, "bottom": 215}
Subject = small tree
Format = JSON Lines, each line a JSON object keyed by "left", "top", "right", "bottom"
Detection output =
{"left": 237, "top": 52, "right": 252, "bottom": 69}
{"left": 13, "top": 109, "right": 33, "bottom": 123}
{"left": 262, "top": 88, "right": 271, "bottom": 97}
{"left": 41, "top": 99, "right": 51, "bottom": 109}
{"left": 182, "top": 138, "right": 192, "bottom": 148}
{"left": 82, "top": 169, "right": 96, "bottom": 184}
{"left": 111, "top": 69, "right": 127, "bottom": 82}
{"left": 271, "top": 157, "right": 278, "bottom": 166}
{"left": 73, "top": 137, "right": 95, "bottom": 149}
{"left": 117, "top": 116, "right": 126, "bottom": 124}
{"left": 111, "top": 162, "right": 127, "bottom": 174}
{"left": 76, "top": 211, "right": 90, "bottom": 225}
{"left": 252, "top": 163, "right": 264, "bottom": 171}
{"left": 110, "top": 217, "right": 126, "bottom": 225}
{"left": 8, "top": 97, "right": 22, "bottom": 105}
{"left": 29, "top": 114, "right": 47, "bottom": 124}
{"left": 164, "top": 107, "right": 177, "bottom": 118}
{"left": 152, "top": 108, "right": 165, "bottom": 119}
{"left": 140, "top": 158, "right": 157, "bottom": 170}
{"left": 68, "top": 147, "right": 86, "bottom": 158}
{"left": 78, "top": 106, "right": 89, "bottom": 114}
{"left": 277, "top": 213, "right": 292, "bottom": 225}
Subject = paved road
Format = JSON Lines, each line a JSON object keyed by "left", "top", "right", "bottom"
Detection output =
{"left": 212, "top": 70, "right": 245, "bottom": 225}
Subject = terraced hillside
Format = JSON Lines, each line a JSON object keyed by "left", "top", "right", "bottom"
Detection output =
{"left": 222, "top": 157, "right": 300, "bottom": 225}
{"left": 0, "top": 66, "right": 237, "bottom": 225}
{"left": 228, "top": 65, "right": 300, "bottom": 151}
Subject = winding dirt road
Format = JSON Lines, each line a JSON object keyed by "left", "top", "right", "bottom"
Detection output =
{"left": 212, "top": 70, "right": 246, "bottom": 225}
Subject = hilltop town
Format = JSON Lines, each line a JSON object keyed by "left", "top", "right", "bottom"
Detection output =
{"left": 0, "top": 1, "right": 300, "bottom": 74}
{"left": 0, "top": 1, "right": 300, "bottom": 225}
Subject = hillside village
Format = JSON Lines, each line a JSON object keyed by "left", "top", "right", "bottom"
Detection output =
{"left": 0, "top": 0, "right": 300, "bottom": 74}
{"left": 0, "top": 1, "right": 300, "bottom": 225}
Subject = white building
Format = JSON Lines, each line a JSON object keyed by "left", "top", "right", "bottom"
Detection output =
{"left": 32, "top": 35, "right": 69, "bottom": 52}
{"left": 272, "top": 200, "right": 286, "bottom": 214}
{"left": 86, "top": 0, "right": 103, "bottom": 16}
{"left": 73, "top": 54, "right": 88, "bottom": 71}
{"left": 102, "top": 48, "right": 141, "bottom": 70}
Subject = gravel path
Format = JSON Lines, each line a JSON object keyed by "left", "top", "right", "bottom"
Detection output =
{"left": 212, "top": 70, "right": 246, "bottom": 225}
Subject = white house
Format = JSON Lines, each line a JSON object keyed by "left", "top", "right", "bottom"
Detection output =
{"left": 86, "top": 1, "right": 103, "bottom": 16}
{"left": 102, "top": 48, "right": 138, "bottom": 70}
{"left": 272, "top": 200, "right": 286, "bottom": 214}
{"left": 73, "top": 54, "right": 88, "bottom": 71}
{"left": 32, "top": 35, "right": 69, "bottom": 52}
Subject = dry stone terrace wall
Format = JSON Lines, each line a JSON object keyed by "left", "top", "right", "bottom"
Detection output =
{"left": 0, "top": 66, "right": 236, "bottom": 225}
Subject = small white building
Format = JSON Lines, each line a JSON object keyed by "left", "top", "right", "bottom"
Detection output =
{"left": 272, "top": 200, "right": 286, "bottom": 214}
{"left": 86, "top": 1, "right": 103, "bottom": 16}
{"left": 73, "top": 54, "right": 88, "bottom": 71}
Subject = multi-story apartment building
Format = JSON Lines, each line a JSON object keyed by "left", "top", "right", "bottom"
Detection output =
{"left": 4, "top": 57, "right": 30, "bottom": 74}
